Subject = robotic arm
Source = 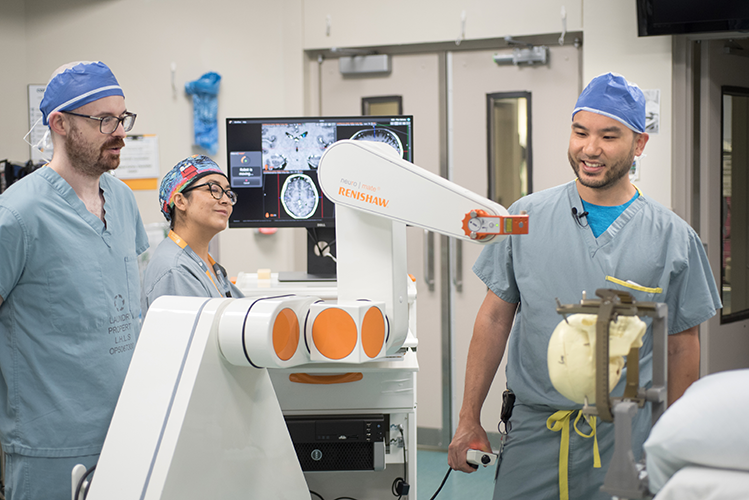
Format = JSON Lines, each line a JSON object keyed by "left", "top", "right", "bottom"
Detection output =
{"left": 220, "top": 139, "right": 529, "bottom": 370}
{"left": 231, "top": 139, "right": 528, "bottom": 366}
{"left": 318, "top": 140, "right": 528, "bottom": 243}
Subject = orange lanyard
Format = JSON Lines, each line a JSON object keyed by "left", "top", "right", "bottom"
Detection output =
{"left": 168, "top": 231, "right": 231, "bottom": 297}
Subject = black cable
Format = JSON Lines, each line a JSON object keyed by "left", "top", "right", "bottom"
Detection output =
{"left": 400, "top": 425, "right": 407, "bottom": 485}
{"left": 429, "top": 468, "right": 452, "bottom": 500}
{"left": 307, "top": 227, "right": 336, "bottom": 261}
{"left": 73, "top": 464, "right": 96, "bottom": 500}
{"left": 309, "top": 491, "right": 324, "bottom": 500}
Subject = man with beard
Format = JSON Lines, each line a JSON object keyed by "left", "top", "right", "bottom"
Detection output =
{"left": 0, "top": 61, "right": 148, "bottom": 500}
{"left": 448, "top": 73, "right": 721, "bottom": 500}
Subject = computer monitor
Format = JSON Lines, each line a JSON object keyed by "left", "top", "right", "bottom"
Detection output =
{"left": 226, "top": 115, "right": 414, "bottom": 279}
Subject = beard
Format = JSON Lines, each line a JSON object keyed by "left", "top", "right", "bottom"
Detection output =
{"left": 568, "top": 139, "right": 637, "bottom": 190}
{"left": 64, "top": 122, "right": 125, "bottom": 177}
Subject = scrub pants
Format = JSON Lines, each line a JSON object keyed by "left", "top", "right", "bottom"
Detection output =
{"left": 5, "top": 453, "right": 99, "bottom": 500}
{"left": 493, "top": 402, "right": 651, "bottom": 500}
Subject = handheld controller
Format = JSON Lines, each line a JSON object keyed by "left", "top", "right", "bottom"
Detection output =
{"left": 466, "top": 449, "right": 497, "bottom": 468}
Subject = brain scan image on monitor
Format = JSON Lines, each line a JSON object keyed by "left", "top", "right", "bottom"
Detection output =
{"left": 281, "top": 173, "right": 320, "bottom": 219}
{"left": 262, "top": 123, "right": 336, "bottom": 171}
{"left": 227, "top": 115, "right": 412, "bottom": 229}
{"left": 350, "top": 126, "right": 404, "bottom": 158}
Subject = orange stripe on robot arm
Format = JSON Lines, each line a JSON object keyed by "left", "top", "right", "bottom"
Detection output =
{"left": 288, "top": 373, "right": 364, "bottom": 385}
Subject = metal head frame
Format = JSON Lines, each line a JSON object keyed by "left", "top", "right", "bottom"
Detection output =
{"left": 556, "top": 288, "right": 668, "bottom": 499}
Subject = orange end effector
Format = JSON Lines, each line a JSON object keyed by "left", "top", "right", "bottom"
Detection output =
{"left": 462, "top": 209, "right": 529, "bottom": 240}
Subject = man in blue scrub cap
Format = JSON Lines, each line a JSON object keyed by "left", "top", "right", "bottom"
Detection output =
{"left": 448, "top": 73, "right": 721, "bottom": 500}
{"left": 0, "top": 61, "right": 148, "bottom": 500}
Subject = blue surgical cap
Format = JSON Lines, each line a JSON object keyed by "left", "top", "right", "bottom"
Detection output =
{"left": 572, "top": 73, "right": 646, "bottom": 134}
{"left": 40, "top": 61, "right": 124, "bottom": 125}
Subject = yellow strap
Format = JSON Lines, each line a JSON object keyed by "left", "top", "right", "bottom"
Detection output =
{"left": 547, "top": 411, "right": 573, "bottom": 500}
{"left": 547, "top": 410, "right": 601, "bottom": 500}
{"left": 572, "top": 411, "right": 601, "bottom": 468}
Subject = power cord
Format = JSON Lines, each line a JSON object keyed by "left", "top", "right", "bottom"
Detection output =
{"left": 74, "top": 464, "right": 96, "bottom": 500}
{"left": 391, "top": 424, "right": 410, "bottom": 498}
{"left": 309, "top": 494, "right": 360, "bottom": 500}
{"left": 307, "top": 228, "right": 337, "bottom": 262}
{"left": 429, "top": 468, "right": 452, "bottom": 500}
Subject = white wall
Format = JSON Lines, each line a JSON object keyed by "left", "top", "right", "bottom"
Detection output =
{"left": 302, "top": 0, "right": 582, "bottom": 49}
{"left": 5, "top": 0, "right": 308, "bottom": 277}
{"left": 0, "top": 0, "right": 30, "bottom": 164}
{"left": 1, "top": 0, "right": 677, "bottom": 271}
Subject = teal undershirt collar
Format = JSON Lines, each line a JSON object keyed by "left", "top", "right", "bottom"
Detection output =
{"left": 581, "top": 191, "right": 640, "bottom": 238}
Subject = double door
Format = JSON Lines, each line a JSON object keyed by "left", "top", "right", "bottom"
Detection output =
{"left": 311, "top": 43, "right": 580, "bottom": 447}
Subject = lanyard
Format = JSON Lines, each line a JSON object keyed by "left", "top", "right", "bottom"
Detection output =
{"left": 168, "top": 231, "right": 233, "bottom": 298}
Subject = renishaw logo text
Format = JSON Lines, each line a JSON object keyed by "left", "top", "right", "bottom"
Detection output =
{"left": 338, "top": 187, "right": 389, "bottom": 208}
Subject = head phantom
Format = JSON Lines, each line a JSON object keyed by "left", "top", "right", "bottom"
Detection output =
{"left": 159, "top": 155, "right": 228, "bottom": 221}
{"left": 572, "top": 72, "right": 646, "bottom": 134}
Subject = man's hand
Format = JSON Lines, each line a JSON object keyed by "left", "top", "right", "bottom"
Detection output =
{"left": 447, "top": 420, "right": 492, "bottom": 473}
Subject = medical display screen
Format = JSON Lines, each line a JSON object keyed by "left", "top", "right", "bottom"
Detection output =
{"left": 226, "top": 116, "right": 413, "bottom": 228}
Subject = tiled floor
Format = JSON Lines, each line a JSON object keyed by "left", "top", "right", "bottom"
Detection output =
{"left": 417, "top": 449, "right": 495, "bottom": 500}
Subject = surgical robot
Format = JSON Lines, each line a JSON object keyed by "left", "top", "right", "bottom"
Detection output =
{"left": 74, "top": 140, "right": 527, "bottom": 500}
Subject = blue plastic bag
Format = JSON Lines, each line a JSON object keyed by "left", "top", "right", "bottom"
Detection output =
{"left": 185, "top": 72, "right": 221, "bottom": 155}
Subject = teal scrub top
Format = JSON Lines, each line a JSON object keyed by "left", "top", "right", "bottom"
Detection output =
{"left": 473, "top": 181, "right": 721, "bottom": 409}
{"left": 141, "top": 233, "right": 243, "bottom": 313}
{"left": 0, "top": 167, "right": 148, "bottom": 457}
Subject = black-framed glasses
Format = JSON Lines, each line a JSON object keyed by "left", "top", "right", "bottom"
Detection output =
{"left": 183, "top": 181, "right": 238, "bottom": 205}
{"left": 61, "top": 111, "right": 137, "bottom": 134}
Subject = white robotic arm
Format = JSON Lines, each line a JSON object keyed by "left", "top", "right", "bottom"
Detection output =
{"left": 215, "top": 139, "right": 529, "bottom": 368}
{"left": 318, "top": 140, "right": 528, "bottom": 243}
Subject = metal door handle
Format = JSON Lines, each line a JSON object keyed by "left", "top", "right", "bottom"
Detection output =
{"left": 424, "top": 230, "right": 435, "bottom": 291}
{"left": 453, "top": 238, "right": 463, "bottom": 292}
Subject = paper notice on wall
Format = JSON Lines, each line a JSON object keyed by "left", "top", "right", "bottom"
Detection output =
{"left": 643, "top": 89, "right": 660, "bottom": 134}
{"left": 28, "top": 84, "right": 51, "bottom": 163}
{"left": 112, "top": 135, "right": 160, "bottom": 189}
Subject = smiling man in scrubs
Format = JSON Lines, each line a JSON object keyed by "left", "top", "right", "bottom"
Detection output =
{"left": 447, "top": 73, "right": 721, "bottom": 500}
{"left": 0, "top": 61, "right": 148, "bottom": 500}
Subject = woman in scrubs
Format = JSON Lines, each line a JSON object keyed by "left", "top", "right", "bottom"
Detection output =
{"left": 142, "top": 155, "right": 243, "bottom": 311}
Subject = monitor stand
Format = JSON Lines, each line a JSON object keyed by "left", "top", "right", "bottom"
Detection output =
{"left": 278, "top": 227, "right": 337, "bottom": 282}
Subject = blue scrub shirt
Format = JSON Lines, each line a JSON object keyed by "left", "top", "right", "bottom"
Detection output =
{"left": 474, "top": 181, "right": 721, "bottom": 409}
{"left": 0, "top": 166, "right": 148, "bottom": 457}
{"left": 141, "top": 234, "right": 243, "bottom": 313}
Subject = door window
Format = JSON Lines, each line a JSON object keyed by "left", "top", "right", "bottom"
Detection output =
{"left": 487, "top": 92, "right": 531, "bottom": 206}
{"left": 721, "top": 87, "right": 749, "bottom": 323}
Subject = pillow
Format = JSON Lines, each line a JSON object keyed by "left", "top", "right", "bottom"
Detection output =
{"left": 644, "top": 369, "right": 749, "bottom": 493}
